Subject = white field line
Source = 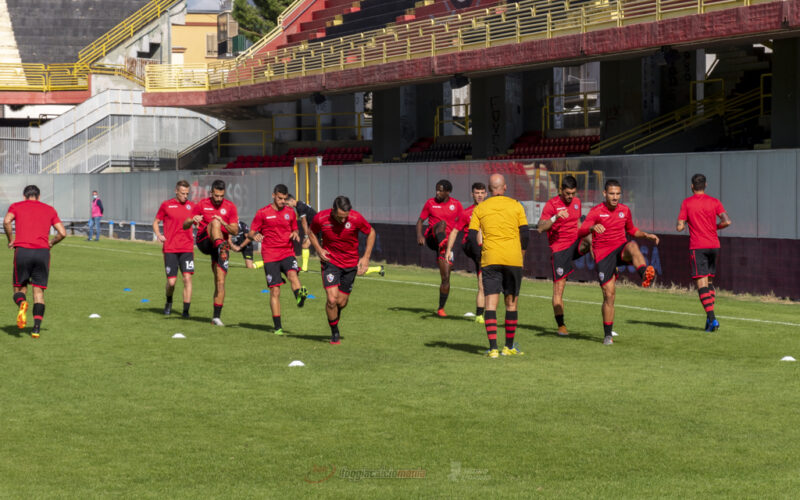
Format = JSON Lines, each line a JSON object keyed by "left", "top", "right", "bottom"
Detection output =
{"left": 62, "top": 243, "right": 800, "bottom": 328}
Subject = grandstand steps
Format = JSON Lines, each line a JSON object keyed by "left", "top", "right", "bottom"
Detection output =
{"left": 0, "top": 0, "right": 21, "bottom": 64}
{"left": 708, "top": 46, "right": 771, "bottom": 96}
{"left": 323, "top": 0, "right": 417, "bottom": 40}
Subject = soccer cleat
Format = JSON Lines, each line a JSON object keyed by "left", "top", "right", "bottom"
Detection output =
{"left": 31, "top": 326, "right": 40, "bottom": 339}
{"left": 704, "top": 318, "right": 711, "bottom": 331}
{"left": 501, "top": 345, "right": 524, "bottom": 356}
{"left": 475, "top": 314, "right": 485, "bottom": 324}
{"left": 330, "top": 334, "right": 341, "bottom": 345}
{"left": 16, "top": 300, "right": 28, "bottom": 329}
{"left": 603, "top": 335, "right": 614, "bottom": 345}
{"left": 379, "top": 265, "right": 385, "bottom": 277}
{"left": 705, "top": 319, "right": 720, "bottom": 332}
{"left": 163, "top": 302, "right": 172, "bottom": 316}
{"left": 436, "top": 308, "right": 447, "bottom": 318}
{"left": 557, "top": 325, "right": 569, "bottom": 336}
{"left": 253, "top": 261, "right": 264, "bottom": 269}
{"left": 641, "top": 265, "right": 656, "bottom": 288}
{"left": 182, "top": 311, "right": 190, "bottom": 319}
{"left": 274, "top": 328, "right": 284, "bottom": 336}
{"left": 211, "top": 317, "right": 224, "bottom": 326}
{"left": 296, "top": 286, "right": 308, "bottom": 308}
{"left": 487, "top": 349, "right": 499, "bottom": 359}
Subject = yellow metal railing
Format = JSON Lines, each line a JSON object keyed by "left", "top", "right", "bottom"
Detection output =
{"left": 218, "top": 129, "right": 268, "bottom": 157}
{"left": 272, "top": 112, "right": 371, "bottom": 141}
{"left": 542, "top": 91, "right": 600, "bottom": 131}
{"left": 145, "top": 0, "right": 774, "bottom": 93}
{"left": 77, "top": 0, "right": 181, "bottom": 64}
{"left": 434, "top": 103, "right": 471, "bottom": 140}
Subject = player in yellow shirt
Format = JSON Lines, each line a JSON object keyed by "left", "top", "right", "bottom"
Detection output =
{"left": 468, "top": 173, "right": 529, "bottom": 358}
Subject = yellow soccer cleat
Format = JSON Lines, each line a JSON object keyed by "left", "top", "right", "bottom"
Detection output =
{"left": 475, "top": 314, "right": 485, "bottom": 324}
{"left": 16, "top": 301, "right": 28, "bottom": 329}
{"left": 253, "top": 260, "right": 265, "bottom": 269}
{"left": 487, "top": 349, "right": 499, "bottom": 359}
{"left": 501, "top": 346, "right": 524, "bottom": 356}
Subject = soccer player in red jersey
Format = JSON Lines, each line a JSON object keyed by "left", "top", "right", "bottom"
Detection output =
{"left": 444, "top": 182, "right": 487, "bottom": 322}
{"left": 248, "top": 184, "right": 309, "bottom": 336}
{"left": 537, "top": 175, "right": 591, "bottom": 336}
{"left": 3, "top": 185, "right": 66, "bottom": 338}
{"left": 415, "top": 179, "right": 464, "bottom": 317}
{"left": 183, "top": 179, "right": 238, "bottom": 326}
{"left": 577, "top": 179, "right": 659, "bottom": 345}
{"left": 676, "top": 174, "right": 731, "bottom": 332}
{"left": 309, "top": 196, "right": 376, "bottom": 345}
{"left": 153, "top": 180, "right": 195, "bottom": 318}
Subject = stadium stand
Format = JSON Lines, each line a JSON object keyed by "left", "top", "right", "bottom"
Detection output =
{"left": 489, "top": 132, "right": 600, "bottom": 160}
{"left": 402, "top": 139, "right": 471, "bottom": 162}
{"left": 5, "top": 0, "right": 151, "bottom": 64}
{"left": 283, "top": 0, "right": 365, "bottom": 47}
{"left": 225, "top": 146, "right": 371, "bottom": 169}
{"left": 322, "top": 0, "right": 418, "bottom": 40}
{"left": 397, "top": 0, "right": 503, "bottom": 24}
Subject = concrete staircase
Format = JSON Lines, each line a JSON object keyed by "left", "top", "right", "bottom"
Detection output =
{"left": 0, "top": 0, "right": 21, "bottom": 65}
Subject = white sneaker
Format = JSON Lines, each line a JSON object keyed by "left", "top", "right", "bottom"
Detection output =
{"left": 211, "top": 317, "right": 224, "bottom": 326}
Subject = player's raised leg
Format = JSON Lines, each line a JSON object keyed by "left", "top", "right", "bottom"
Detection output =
{"left": 622, "top": 241, "right": 655, "bottom": 287}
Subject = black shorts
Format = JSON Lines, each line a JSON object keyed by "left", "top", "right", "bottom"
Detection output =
{"left": 13, "top": 247, "right": 50, "bottom": 289}
{"left": 264, "top": 256, "right": 299, "bottom": 287}
{"left": 425, "top": 232, "right": 441, "bottom": 252}
{"left": 196, "top": 230, "right": 215, "bottom": 256}
{"left": 240, "top": 243, "right": 254, "bottom": 261}
{"left": 690, "top": 248, "right": 718, "bottom": 279}
{"left": 164, "top": 252, "right": 195, "bottom": 277}
{"left": 596, "top": 242, "right": 628, "bottom": 285}
{"left": 321, "top": 261, "right": 357, "bottom": 295}
{"left": 481, "top": 265, "right": 522, "bottom": 296}
{"left": 551, "top": 239, "right": 586, "bottom": 282}
{"left": 461, "top": 237, "right": 482, "bottom": 273}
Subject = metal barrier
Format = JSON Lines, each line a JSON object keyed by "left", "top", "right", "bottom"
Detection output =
{"left": 434, "top": 103, "right": 471, "bottom": 140}
{"left": 541, "top": 91, "right": 600, "bottom": 131}
{"left": 272, "top": 112, "right": 371, "bottom": 141}
{"left": 217, "top": 129, "right": 268, "bottom": 157}
{"left": 145, "top": 0, "right": 774, "bottom": 93}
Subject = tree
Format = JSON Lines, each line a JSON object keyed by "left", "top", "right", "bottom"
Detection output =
{"left": 233, "top": 0, "right": 295, "bottom": 43}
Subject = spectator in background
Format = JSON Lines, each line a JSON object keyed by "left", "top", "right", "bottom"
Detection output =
{"left": 87, "top": 190, "right": 104, "bottom": 241}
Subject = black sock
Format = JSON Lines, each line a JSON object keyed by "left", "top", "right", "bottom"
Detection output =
{"left": 33, "top": 303, "right": 44, "bottom": 328}
{"left": 476, "top": 307, "right": 484, "bottom": 316}
{"left": 213, "top": 304, "right": 222, "bottom": 319}
{"left": 555, "top": 314, "right": 565, "bottom": 327}
{"left": 637, "top": 265, "right": 646, "bottom": 279}
{"left": 439, "top": 292, "right": 449, "bottom": 310}
{"left": 166, "top": 295, "right": 173, "bottom": 304}
{"left": 293, "top": 288, "right": 299, "bottom": 299}
{"left": 273, "top": 315, "right": 282, "bottom": 330}
{"left": 183, "top": 302, "right": 190, "bottom": 315}
{"left": 504, "top": 310, "right": 518, "bottom": 348}
{"left": 484, "top": 310, "right": 498, "bottom": 350}
{"left": 329, "top": 318, "right": 340, "bottom": 337}
{"left": 13, "top": 292, "right": 25, "bottom": 306}
{"left": 603, "top": 322, "right": 613, "bottom": 337}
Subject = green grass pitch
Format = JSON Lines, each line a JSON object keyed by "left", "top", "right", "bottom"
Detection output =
{"left": 1, "top": 237, "right": 799, "bottom": 498}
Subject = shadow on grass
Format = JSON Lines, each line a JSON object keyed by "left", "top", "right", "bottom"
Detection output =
{"left": 238, "top": 322, "right": 283, "bottom": 334}
{"left": 135, "top": 307, "right": 214, "bottom": 325}
{"left": 425, "top": 340, "right": 486, "bottom": 355}
{"left": 388, "top": 306, "right": 467, "bottom": 321}
{"left": 286, "top": 333, "right": 335, "bottom": 343}
{"left": 626, "top": 319, "right": 690, "bottom": 330}
{"left": 523, "top": 323, "right": 601, "bottom": 342}
{"left": 2, "top": 325, "right": 23, "bottom": 337}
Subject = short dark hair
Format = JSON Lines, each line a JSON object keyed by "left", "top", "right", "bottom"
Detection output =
{"left": 332, "top": 195, "right": 352, "bottom": 212}
{"left": 273, "top": 184, "right": 289, "bottom": 195}
{"left": 211, "top": 180, "right": 226, "bottom": 191}
{"left": 23, "top": 185, "right": 40, "bottom": 199}
{"left": 561, "top": 175, "right": 578, "bottom": 190}
{"left": 691, "top": 173, "right": 707, "bottom": 191}
{"left": 604, "top": 179, "right": 621, "bottom": 191}
{"left": 471, "top": 182, "right": 486, "bottom": 192}
{"left": 436, "top": 179, "right": 453, "bottom": 193}
{"left": 176, "top": 180, "right": 190, "bottom": 189}
{"left": 286, "top": 193, "right": 295, "bottom": 200}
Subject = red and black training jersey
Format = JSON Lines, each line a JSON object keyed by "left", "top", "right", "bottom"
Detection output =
{"left": 7, "top": 200, "right": 61, "bottom": 249}
{"left": 678, "top": 193, "right": 725, "bottom": 250}
{"left": 251, "top": 204, "right": 298, "bottom": 262}
{"left": 418, "top": 197, "right": 463, "bottom": 237}
{"left": 155, "top": 198, "right": 194, "bottom": 253}
{"left": 192, "top": 198, "right": 238, "bottom": 237}
{"left": 457, "top": 204, "right": 477, "bottom": 244}
{"left": 310, "top": 209, "right": 372, "bottom": 269}
{"left": 540, "top": 195, "right": 582, "bottom": 253}
{"left": 578, "top": 202, "right": 638, "bottom": 262}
